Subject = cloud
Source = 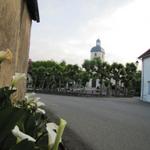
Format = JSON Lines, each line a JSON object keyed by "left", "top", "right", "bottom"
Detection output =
{"left": 30, "top": 0, "right": 150, "bottom": 66}
{"left": 77, "top": 0, "right": 150, "bottom": 64}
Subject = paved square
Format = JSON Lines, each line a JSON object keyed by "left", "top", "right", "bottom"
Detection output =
{"left": 39, "top": 94, "right": 150, "bottom": 150}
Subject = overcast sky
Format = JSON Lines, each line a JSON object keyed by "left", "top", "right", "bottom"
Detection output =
{"left": 29, "top": 0, "right": 150, "bottom": 66}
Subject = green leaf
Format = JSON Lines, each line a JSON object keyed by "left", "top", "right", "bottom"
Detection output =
{"left": 36, "top": 132, "right": 48, "bottom": 149}
{"left": 0, "top": 133, "right": 16, "bottom": 149}
{"left": 0, "top": 108, "right": 25, "bottom": 144}
{"left": 23, "top": 112, "right": 36, "bottom": 137}
{"left": 0, "top": 87, "right": 15, "bottom": 108}
{"left": 11, "top": 139, "right": 36, "bottom": 150}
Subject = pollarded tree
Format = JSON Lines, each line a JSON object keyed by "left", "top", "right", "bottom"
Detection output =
{"left": 124, "top": 63, "right": 137, "bottom": 96}
{"left": 91, "top": 58, "right": 110, "bottom": 95}
{"left": 82, "top": 59, "right": 94, "bottom": 77}
{"left": 110, "top": 63, "right": 125, "bottom": 96}
{"left": 36, "top": 66, "right": 47, "bottom": 89}
{"left": 134, "top": 70, "right": 141, "bottom": 96}
{"left": 79, "top": 70, "right": 90, "bottom": 88}
{"left": 64, "top": 64, "right": 80, "bottom": 89}
{"left": 31, "top": 68, "right": 39, "bottom": 90}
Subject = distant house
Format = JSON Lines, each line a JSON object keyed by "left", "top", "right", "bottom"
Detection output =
{"left": 0, "top": 0, "right": 39, "bottom": 99}
{"left": 138, "top": 49, "right": 150, "bottom": 102}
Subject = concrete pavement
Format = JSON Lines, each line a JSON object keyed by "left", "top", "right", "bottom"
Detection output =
{"left": 38, "top": 94, "right": 150, "bottom": 150}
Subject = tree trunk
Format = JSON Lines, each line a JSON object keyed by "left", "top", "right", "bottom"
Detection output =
{"left": 115, "top": 80, "right": 118, "bottom": 96}
{"left": 100, "top": 79, "right": 103, "bottom": 96}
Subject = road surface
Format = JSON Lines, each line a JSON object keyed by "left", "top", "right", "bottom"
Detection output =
{"left": 38, "top": 94, "right": 150, "bottom": 150}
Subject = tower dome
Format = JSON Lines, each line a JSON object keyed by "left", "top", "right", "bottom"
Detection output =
{"left": 90, "top": 39, "right": 105, "bottom": 61}
{"left": 90, "top": 39, "right": 103, "bottom": 52}
{"left": 96, "top": 39, "right": 101, "bottom": 46}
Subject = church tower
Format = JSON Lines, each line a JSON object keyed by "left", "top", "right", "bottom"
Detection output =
{"left": 90, "top": 39, "right": 105, "bottom": 61}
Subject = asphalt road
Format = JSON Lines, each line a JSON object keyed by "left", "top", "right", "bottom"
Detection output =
{"left": 38, "top": 94, "right": 150, "bottom": 150}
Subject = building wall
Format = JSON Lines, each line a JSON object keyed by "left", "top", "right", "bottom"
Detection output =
{"left": 141, "top": 57, "right": 150, "bottom": 102}
{"left": 0, "top": 0, "right": 32, "bottom": 99}
{"left": 86, "top": 78, "right": 100, "bottom": 88}
{"left": 91, "top": 51, "right": 105, "bottom": 61}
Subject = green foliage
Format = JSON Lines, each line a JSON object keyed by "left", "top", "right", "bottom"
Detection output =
{"left": 0, "top": 85, "right": 66, "bottom": 150}
{"left": 0, "top": 86, "right": 15, "bottom": 108}
{"left": 29, "top": 59, "right": 141, "bottom": 96}
{"left": 11, "top": 140, "right": 35, "bottom": 150}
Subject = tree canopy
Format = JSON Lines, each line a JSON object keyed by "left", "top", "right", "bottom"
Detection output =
{"left": 28, "top": 59, "right": 141, "bottom": 96}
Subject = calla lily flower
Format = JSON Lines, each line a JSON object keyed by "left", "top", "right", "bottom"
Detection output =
{"left": 12, "top": 125, "right": 36, "bottom": 143}
{"left": 36, "top": 101, "right": 45, "bottom": 107}
{"left": 0, "top": 49, "right": 13, "bottom": 63}
{"left": 46, "top": 119, "right": 67, "bottom": 150}
{"left": 12, "top": 73, "right": 26, "bottom": 86}
{"left": 36, "top": 108, "right": 46, "bottom": 114}
{"left": 25, "top": 93, "right": 45, "bottom": 107}
{"left": 46, "top": 123, "right": 58, "bottom": 149}
{"left": 24, "top": 93, "right": 45, "bottom": 113}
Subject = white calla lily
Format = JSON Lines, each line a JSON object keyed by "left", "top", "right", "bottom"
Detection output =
{"left": 12, "top": 73, "right": 26, "bottom": 86}
{"left": 25, "top": 93, "right": 45, "bottom": 111}
{"left": 36, "top": 101, "right": 45, "bottom": 107}
{"left": 36, "top": 108, "right": 46, "bottom": 114}
{"left": 46, "top": 123, "right": 58, "bottom": 149}
{"left": 12, "top": 125, "right": 36, "bottom": 143}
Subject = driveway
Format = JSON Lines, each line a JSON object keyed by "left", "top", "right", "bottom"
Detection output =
{"left": 38, "top": 94, "right": 150, "bottom": 150}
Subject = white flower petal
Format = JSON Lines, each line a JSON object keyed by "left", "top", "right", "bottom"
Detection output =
{"left": 12, "top": 73, "right": 26, "bottom": 86}
{"left": 36, "top": 101, "right": 45, "bottom": 107}
{"left": 46, "top": 123, "right": 58, "bottom": 131}
{"left": 25, "top": 94, "right": 43, "bottom": 105}
{"left": 46, "top": 123, "right": 58, "bottom": 148}
{"left": 12, "top": 125, "right": 36, "bottom": 143}
{"left": 36, "top": 108, "right": 46, "bottom": 114}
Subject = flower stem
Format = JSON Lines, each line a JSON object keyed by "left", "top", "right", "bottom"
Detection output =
{"left": 52, "top": 119, "right": 67, "bottom": 150}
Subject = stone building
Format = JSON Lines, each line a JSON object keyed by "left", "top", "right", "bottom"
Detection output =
{"left": 91, "top": 39, "right": 105, "bottom": 61}
{"left": 87, "top": 39, "right": 105, "bottom": 88}
{"left": 138, "top": 49, "right": 150, "bottom": 102}
{"left": 0, "top": 0, "right": 40, "bottom": 99}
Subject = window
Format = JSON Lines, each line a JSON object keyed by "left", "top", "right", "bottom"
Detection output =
{"left": 148, "top": 81, "right": 150, "bottom": 95}
{"left": 95, "top": 53, "right": 97, "bottom": 57}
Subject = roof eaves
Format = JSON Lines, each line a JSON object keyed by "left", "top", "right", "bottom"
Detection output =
{"left": 26, "top": 0, "right": 40, "bottom": 23}
{"left": 138, "top": 49, "right": 150, "bottom": 59}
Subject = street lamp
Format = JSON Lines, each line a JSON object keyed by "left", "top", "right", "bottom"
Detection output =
{"left": 135, "top": 60, "right": 139, "bottom": 67}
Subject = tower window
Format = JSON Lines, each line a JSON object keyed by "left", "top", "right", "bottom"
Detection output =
{"left": 95, "top": 53, "right": 97, "bottom": 57}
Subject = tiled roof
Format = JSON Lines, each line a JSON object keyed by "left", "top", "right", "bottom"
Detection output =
{"left": 91, "top": 45, "right": 101, "bottom": 52}
{"left": 138, "top": 49, "right": 150, "bottom": 59}
{"left": 26, "top": 0, "right": 40, "bottom": 22}
{"left": 91, "top": 46, "right": 105, "bottom": 53}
